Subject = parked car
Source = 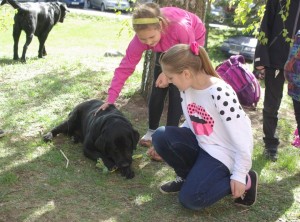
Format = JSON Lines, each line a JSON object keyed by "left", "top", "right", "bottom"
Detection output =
{"left": 87, "top": 0, "right": 130, "bottom": 12}
{"left": 17, "top": 0, "right": 40, "bottom": 2}
{"left": 220, "top": 36, "right": 257, "bottom": 62}
{"left": 62, "top": 0, "right": 85, "bottom": 9}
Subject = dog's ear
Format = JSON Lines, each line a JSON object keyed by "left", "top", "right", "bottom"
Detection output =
{"left": 60, "top": 3, "right": 70, "bottom": 12}
{"left": 132, "top": 129, "right": 140, "bottom": 150}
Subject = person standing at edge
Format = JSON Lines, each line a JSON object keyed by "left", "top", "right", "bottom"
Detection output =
{"left": 254, "top": 0, "right": 300, "bottom": 161}
{"left": 96, "top": 3, "right": 206, "bottom": 160}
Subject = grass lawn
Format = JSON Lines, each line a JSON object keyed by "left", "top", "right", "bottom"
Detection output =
{"left": 0, "top": 7, "right": 300, "bottom": 222}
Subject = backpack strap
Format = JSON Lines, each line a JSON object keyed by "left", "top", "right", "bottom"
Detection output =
{"left": 270, "top": 2, "right": 300, "bottom": 48}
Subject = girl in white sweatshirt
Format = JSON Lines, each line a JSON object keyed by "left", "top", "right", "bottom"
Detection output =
{"left": 152, "top": 42, "right": 258, "bottom": 209}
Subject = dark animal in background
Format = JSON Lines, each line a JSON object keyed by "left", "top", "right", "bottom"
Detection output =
{"left": 43, "top": 99, "right": 140, "bottom": 179}
{"left": 0, "top": 0, "right": 68, "bottom": 62}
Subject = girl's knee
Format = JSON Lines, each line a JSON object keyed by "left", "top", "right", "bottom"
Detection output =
{"left": 178, "top": 190, "right": 206, "bottom": 211}
{"left": 152, "top": 126, "right": 165, "bottom": 143}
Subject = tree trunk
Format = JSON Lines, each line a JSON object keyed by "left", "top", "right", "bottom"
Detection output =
{"left": 140, "top": 0, "right": 207, "bottom": 101}
{"left": 140, "top": 50, "right": 156, "bottom": 103}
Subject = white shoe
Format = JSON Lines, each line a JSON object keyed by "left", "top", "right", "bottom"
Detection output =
{"left": 139, "top": 129, "right": 155, "bottom": 147}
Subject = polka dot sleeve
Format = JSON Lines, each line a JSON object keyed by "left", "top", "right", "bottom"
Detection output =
{"left": 211, "top": 84, "right": 246, "bottom": 123}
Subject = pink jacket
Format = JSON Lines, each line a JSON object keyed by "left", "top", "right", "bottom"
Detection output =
{"left": 107, "top": 7, "right": 206, "bottom": 104}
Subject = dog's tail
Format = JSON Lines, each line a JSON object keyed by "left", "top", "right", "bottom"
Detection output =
{"left": 1, "top": 0, "right": 22, "bottom": 10}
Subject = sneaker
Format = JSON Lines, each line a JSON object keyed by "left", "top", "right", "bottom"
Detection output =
{"left": 0, "top": 130, "right": 5, "bottom": 138}
{"left": 159, "top": 176, "right": 185, "bottom": 194}
{"left": 292, "top": 129, "right": 300, "bottom": 148}
{"left": 139, "top": 129, "right": 155, "bottom": 147}
{"left": 292, "top": 136, "right": 300, "bottom": 148}
{"left": 234, "top": 170, "right": 258, "bottom": 207}
{"left": 294, "top": 129, "right": 299, "bottom": 136}
{"left": 263, "top": 147, "right": 278, "bottom": 162}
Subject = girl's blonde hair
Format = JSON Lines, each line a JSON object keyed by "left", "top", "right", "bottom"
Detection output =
{"left": 159, "top": 44, "right": 220, "bottom": 78}
{"left": 132, "top": 3, "right": 168, "bottom": 32}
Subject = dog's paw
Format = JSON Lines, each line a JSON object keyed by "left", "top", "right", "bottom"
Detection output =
{"left": 43, "top": 132, "right": 53, "bottom": 142}
{"left": 120, "top": 167, "right": 135, "bottom": 179}
{"left": 102, "top": 159, "right": 117, "bottom": 171}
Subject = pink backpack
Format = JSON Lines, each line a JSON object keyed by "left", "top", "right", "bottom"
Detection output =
{"left": 216, "top": 55, "right": 261, "bottom": 109}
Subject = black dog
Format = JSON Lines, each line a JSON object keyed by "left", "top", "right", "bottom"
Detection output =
{"left": 43, "top": 99, "right": 140, "bottom": 179}
{"left": 1, "top": 0, "right": 68, "bottom": 62}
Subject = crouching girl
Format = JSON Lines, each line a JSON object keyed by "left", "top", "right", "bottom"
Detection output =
{"left": 152, "top": 43, "right": 258, "bottom": 209}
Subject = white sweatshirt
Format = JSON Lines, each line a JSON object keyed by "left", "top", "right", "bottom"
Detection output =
{"left": 181, "top": 81, "right": 253, "bottom": 184}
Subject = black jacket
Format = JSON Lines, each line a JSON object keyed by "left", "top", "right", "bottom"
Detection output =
{"left": 254, "top": 0, "right": 300, "bottom": 69}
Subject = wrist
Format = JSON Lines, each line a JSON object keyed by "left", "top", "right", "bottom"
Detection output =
{"left": 106, "top": 98, "right": 115, "bottom": 104}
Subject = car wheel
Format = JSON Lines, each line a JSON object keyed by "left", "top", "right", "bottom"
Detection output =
{"left": 100, "top": 3, "right": 105, "bottom": 12}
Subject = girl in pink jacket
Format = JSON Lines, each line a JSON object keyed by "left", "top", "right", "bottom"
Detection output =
{"left": 98, "top": 3, "right": 206, "bottom": 160}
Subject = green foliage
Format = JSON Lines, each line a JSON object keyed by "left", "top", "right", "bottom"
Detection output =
{"left": 231, "top": 0, "right": 292, "bottom": 45}
{"left": 279, "top": 0, "right": 290, "bottom": 22}
{"left": 118, "top": 17, "right": 134, "bottom": 38}
{"left": 257, "top": 30, "right": 268, "bottom": 45}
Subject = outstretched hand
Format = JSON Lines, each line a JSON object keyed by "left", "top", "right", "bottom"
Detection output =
{"left": 230, "top": 179, "right": 246, "bottom": 199}
{"left": 94, "top": 102, "right": 111, "bottom": 116}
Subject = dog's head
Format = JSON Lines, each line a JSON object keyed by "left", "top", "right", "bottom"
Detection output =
{"left": 55, "top": 2, "right": 69, "bottom": 23}
{"left": 95, "top": 118, "right": 140, "bottom": 179}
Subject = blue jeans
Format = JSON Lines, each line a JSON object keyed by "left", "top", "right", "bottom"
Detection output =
{"left": 152, "top": 126, "right": 231, "bottom": 210}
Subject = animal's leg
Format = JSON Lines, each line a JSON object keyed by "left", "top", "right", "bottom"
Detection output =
{"left": 83, "top": 142, "right": 101, "bottom": 161}
{"left": 119, "top": 167, "right": 135, "bottom": 179}
{"left": 43, "top": 110, "right": 79, "bottom": 142}
{"left": 12, "top": 24, "right": 21, "bottom": 60}
{"left": 38, "top": 35, "right": 48, "bottom": 58}
{"left": 43, "top": 46, "right": 47, "bottom": 56}
{"left": 83, "top": 139, "right": 116, "bottom": 170}
{"left": 21, "top": 33, "right": 34, "bottom": 62}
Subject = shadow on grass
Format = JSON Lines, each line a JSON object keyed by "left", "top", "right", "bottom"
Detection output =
{"left": 0, "top": 57, "right": 42, "bottom": 65}
{"left": 255, "top": 168, "right": 300, "bottom": 221}
{"left": 0, "top": 58, "right": 15, "bottom": 65}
